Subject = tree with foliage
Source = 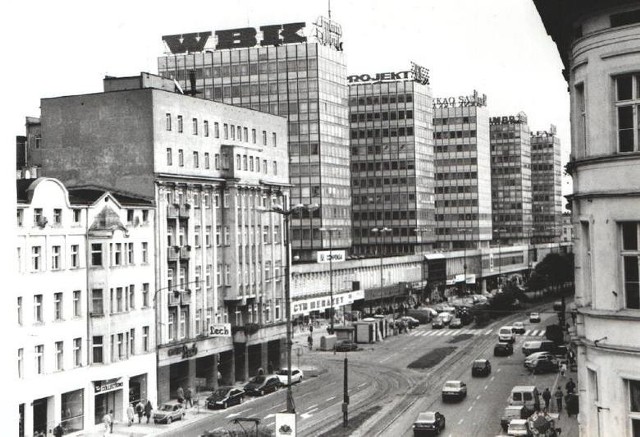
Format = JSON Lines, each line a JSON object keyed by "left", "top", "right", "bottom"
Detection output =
{"left": 526, "top": 271, "right": 548, "bottom": 299}
{"left": 533, "top": 253, "right": 574, "bottom": 293}
{"left": 545, "top": 324, "right": 564, "bottom": 344}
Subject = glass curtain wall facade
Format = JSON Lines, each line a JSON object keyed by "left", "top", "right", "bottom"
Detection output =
{"left": 433, "top": 105, "right": 492, "bottom": 249}
{"left": 530, "top": 128, "right": 562, "bottom": 243}
{"left": 489, "top": 114, "right": 533, "bottom": 245}
{"left": 349, "top": 79, "right": 435, "bottom": 256}
{"left": 158, "top": 43, "right": 350, "bottom": 261}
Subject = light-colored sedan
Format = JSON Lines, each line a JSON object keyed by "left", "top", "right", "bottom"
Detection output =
{"left": 275, "top": 367, "right": 304, "bottom": 386}
{"left": 153, "top": 401, "right": 185, "bottom": 424}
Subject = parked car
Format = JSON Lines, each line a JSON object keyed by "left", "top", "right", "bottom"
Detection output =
{"left": 275, "top": 367, "right": 304, "bottom": 386}
{"left": 501, "top": 405, "right": 527, "bottom": 431}
{"left": 243, "top": 375, "right": 280, "bottom": 396}
{"left": 471, "top": 359, "right": 492, "bottom": 377}
{"left": 524, "top": 351, "right": 554, "bottom": 368}
{"left": 400, "top": 316, "right": 421, "bottom": 328}
{"left": 529, "top": 356, "right": 559, "bottom": 374}
{"left": 457, "top": 309, "right": 474, "bottom": 325}
{"left": 335, "top": 339, "right": 358, "bottom": 352}
{"left": 442, "top": 380, "right": 467, "bottom": 402}
{"left": 206, "top": 387, "right": 245, "bottom": 409}
{"left": 522, "top": 340, "right": 556, "bottom": 356}
{"left": 507, "top": 418, "right": 530, "bottom": 436}
{"left": 494, "top": 342, "right": 514, "bottom": 356}
{"left": 529, "top": 312, "right": 541, "bottom": 323}
{"left": 413, "top": 411, "right": 446, "bottom": 436}
{"left": 432, "top": 318, "right": 444, "bottom": 329}
{"left": 438, "top": 312, "right": 453, "bottom": 326}
{"left": 498, "top": 326, "right": 516, "bottom": 343}
{"left": 449, "top": 318, "right": 463, "bottom": 329}
{"left": 153, "top": 401, "right": 185, "bottom": 424}
{"left": 512, "top": 321, "right": 526, "bottom": 334}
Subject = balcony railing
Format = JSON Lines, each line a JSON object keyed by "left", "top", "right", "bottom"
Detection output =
{"left": 167, "top": 246, "right": 180, "bottom": 261}
{"left": 167, "top": 204, "right": 179, "bottom": 219}
{"left": 179, "top": 204, "right": 191, "bottom": 218}
{"left": 180, "top": 246, "right": 191, "bottom": 260}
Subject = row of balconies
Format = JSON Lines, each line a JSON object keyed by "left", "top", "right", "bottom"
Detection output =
{"left": 167, "top": 245, "right": 191, "bottom": 261}
{"left": 167, "top": 289, "right": 192, "bottom": 306}
{"left": 167, "top": 203, "right": 191, "bottom": 219}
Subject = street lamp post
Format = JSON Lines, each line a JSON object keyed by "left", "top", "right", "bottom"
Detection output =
{"left": 320, "top": 227, "right": 338, "bottom": 333}
{"left": 371, "top": 227, "right": 392, "bottom": 308}
{"left": 494, "top": 227, "right": 507, "bottom": 290}
{"left": 262, "top": 201, "right": 318, "bottom": 414}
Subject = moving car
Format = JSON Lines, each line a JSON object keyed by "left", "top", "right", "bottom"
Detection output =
{"left": 501, "top": 405, "right": 527, "bottom": 432}
{"left": 335, "top": 339, "right": 358, "bottom": 352}
{"left": 471, "top": 359, "right": 492, "bottom": 377}
{"left": 431, "top": 318, "right": 444, "bottom": 329}
{"left": 437, "top": 312, "right": 453, "bottom": 326}
{"left": 507, "top": 419, "right": 530, "bottom": 436}
{"left": 275, "top": 367, "right": 303, "bottom": 386}
{"left": 153, "top": 401, "right": 185, "bottom": 424}
{"left": 441, "top": 380, "right": 467, "bottom": 402}
{"left": 243, "top": 375, "right": 280, "bottom": 396}
{"left": 498, "top": 326, "right": 516, "bottom": 343}
{"left": 449, "top": 318, "right": 463, "bottom": 329}
{"left": 512, "top": 321, "right": 526, "bottom": 334}
{"left": 206, "top": 387, "right": 245, "bottom": 409}
{"left": 413, "top": 411, "right": 446, "bottom": 436}
{"left": 529, "top": 312, "right": 541, "bottom": 323}
{"left": 400, "top": 316, "right": 421, "bottom": 328}
{"left": 494, "top": 342, "right": 514, "bottom": 356}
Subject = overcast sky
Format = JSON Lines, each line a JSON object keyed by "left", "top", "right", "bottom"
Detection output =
{"left": 5, "top": 0, "right": 572, "bottom": 196}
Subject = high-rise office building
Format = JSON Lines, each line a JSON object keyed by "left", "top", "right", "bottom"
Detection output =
{"left": 530, "top": 126, "right": 562, "bottom": 243}
{"left": 433, "top": 91, "right": 492, "bottom": 250}
{"left": 490, "top": 113, "right": 533, "bottom": 245}
{"left": 348, "top": 65, "right": 435, "bottom": 256}
{"left": 157, "top": 18, "right": 351, "bottom": 261}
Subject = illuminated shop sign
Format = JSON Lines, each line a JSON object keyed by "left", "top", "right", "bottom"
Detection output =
{"left": 209, "top": 323, "right": 231, "bottom": 337}
{"left": 317, "top": 250, "right": 346, "bottom": 263}
{"left": 490, "top": 112, "right": 528, "bottom": 125}
{"left": 348, "top": 63, "right": 430, "bottom": 85}
{"left": 433, "top": 89, "right": 487, "bottom": 109}
{"left": 162, "top": 23, "right": 307, "bottom": 54}
{"left": 94, "top": 379, "right": 123, "bottom": 394}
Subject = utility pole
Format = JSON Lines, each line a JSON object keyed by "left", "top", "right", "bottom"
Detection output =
{"left": 343, "top": 357, "right": 349, "bottom": 427}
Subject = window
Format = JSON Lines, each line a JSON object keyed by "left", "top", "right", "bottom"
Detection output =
{"left": 207, "top": 265, "right": 212, "bottom": 287}
{"left": 262, "top": 130, "right": 267, "bottom": 145}
{"left": 34, "top": 208, "right": 43, "bottom": 225}
{"left": 224, "top": 123, "right": 229, "bottom": 139}
{"left": 117, "top": 333, "right": 125, "bottom": 360}
{"left": 224, "top": 226, "right": 230, "bottom": 245}
{"left": 206, "top": 226, "right": 212, "bottom": 247}
{"left": 215, "top": 153, "right": 220, "bottom": 169}
{"left": 73, "top": 338, "right": 82, "bottom": 367}
{"left": 31, "top": 246, "right": 41, "bottom": 271}
{"left": 205, "top": 152, "right": 210, "bottom": 169}
{"left": 17, "top": 209, "right": 23, "bottom": 226}
{"left": 18, "top": 348, "right": 23, "bottom": 378}
{"left": 167, "top": 148, "right": 173, "bottom": 166}
{"left": 113, "top": 243, "right": 122, "bottom": 266}
{"left": 91, "top": 289, "right": 103, "bottom": 316}
{"left": 35, "top": 345, "right": 44, "bottom": 374}
{"left": 92, "top": 336, "right": 103, "bottom": 363}
{"left": 142, "top": 326, "right": 150, "bottom": 352}
{"left": 73, "top": 290, "right": 81, "bottom": 317}
{"left": 116, "top": 287, "right": 124, "bottom": 313}
{"left": 168, "top": 312, "right": 175, "bottom": 341}
{"left": 243, "top": 127, "right": 248, "bottom": 142}
{"left": 55, "top": 341, "right": 64, "bottom": 371}
{"left": 142, "top": 242, "right": 148, "bottom": 264}
{"left": 193, "top": 151, "right": 199, "bottom": 168}
{"left": 225, "top": 264, "right": 231, "bottom": 284}
{"left": 129, "top": 328, "right": 135, "bottom": 355}
{"left": 177, "top": 115, "right": 183, "bottom": 133}
{"left": 53, "top": 208, "right": 62, "bottom": 224}
{"left": 272, "top": 132, "right": 277, "bottom": 146}
{"left": 216, "top": 264, "right": 221, "bottom": 285}
{"left": 622, "top": 222, "right": 640, "bottom": 309}
{"left": 73, "top": 209, "right": 81, "bottom": 223}
{"left": 237, "top": 126, "right": 242, "bottom": 140}
{"left": 214, "top": 122, "right": 220, "bottom": 138}
{"left": 70, "top": 244, "right": 79, "bottom": 268}
{"left": 17, "top": 297, "right": 22, "bottom": 325}
{"left": 51, "top": 245, "right": 61, "bottom": 270}
{"left": 616, "top": 74, "right": 640, "bottom": 152}
{"left": 252, "top": 128, "right": 257, "bottom": 143}
{"left": 34, "top": 294, "right": 43, "bottom": 323}
{"left": 127, "top": 209, "right": 134, "bottom": 224}
{"left": 142, "top": 209, "right": 149, "bottom": 223}
{"left": 127, "top": 242, "right": 134, "bottom": 264}
{"left": 178, "top": 149, "right": 184, "bottom": 167}
{"left": 273, "top": 161, "right": 278, "bottom": 175}
{"left": 141, "top": 283, "right": 149, "bottom": 307}
{"left": 166, "top": 113, "right": 172, "bottom": 131}
{"left": 91, "top": 243, "right": 102, "bottom": 266}
{"left": 215, "top": 226, "right": 221, "bottom": 246}
{"left": 192, "top": 118, "right": 198, "bottom": 135}
{"left": 54, "top": 292, "right": 63, "bottom": 320}
{"left": 179, "top": 310, "right": 187, "bottom": 339}
{"left": 204, "top": 120, "right": 209, "bottom": 137}
{"left": 128, "top": 285, "right": 135, "bottom": 310}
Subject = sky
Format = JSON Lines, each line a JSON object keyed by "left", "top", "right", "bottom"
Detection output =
{"left": 4, "top": 0, "right": 571, "bottom": 197}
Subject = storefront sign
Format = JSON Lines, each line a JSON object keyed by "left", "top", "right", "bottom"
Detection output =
{"left": 348, "top": 64, "right": 430, "bottom": 85}
{"left": 490, "top": 113, "right": 528, "bottom": 125}
{"left": 94, "top": 379, "right": 123, "bottom": 394}
{"left": 209, "top": 323, "right": 231, "bottom": 337}
{"left": 313, "top": 15, "right": 343, "bottom": 50}
{"left": 433, "top": 89, "right": 487, "bottom": 109}
{"left": 317, "top": 250, "right": 346, "bottom": 263}
{"left": 167, "top": 343, "right": 198, "bottom": 359}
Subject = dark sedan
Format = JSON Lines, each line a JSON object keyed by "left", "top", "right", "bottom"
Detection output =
{"left": 400, "top": 316, "right": 420, "bottom": 328}
{"left": 335, "top": 339, "right": 358, "bottom": 352}
{"left": 413, "top": 411, "right": 446, "bottom": 436}
{"left": 243, "top": 375, "right": 280, "bottom": 396}
{"left": 432, "top": 318, "right": 444, "bottom": 329}
{"left": 206, "top": 387, "right": 245, "bottom": 409}
{"left": 494, "top": 342, "right": 514, "bottom": 356}
{"left": 471, "top": 359, "right": 491, "bottom": 377}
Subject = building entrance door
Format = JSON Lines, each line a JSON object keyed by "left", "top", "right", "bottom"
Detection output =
{"left": 32, "top": 397, "right": 47, "bottom": 436}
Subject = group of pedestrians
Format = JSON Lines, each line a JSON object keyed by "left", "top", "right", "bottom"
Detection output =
{"left": 97, "top": 400, "right": 154, "bottom": 435}
{"left": 541, "top": 377, "right": 577, "bottom": 416}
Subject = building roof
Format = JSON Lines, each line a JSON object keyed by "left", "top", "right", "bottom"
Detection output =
{"left": 16, "top": 178, "right": 38, "bottom": 203}
{"left": 67, "top": 185, "right": 154, "bottom": 207}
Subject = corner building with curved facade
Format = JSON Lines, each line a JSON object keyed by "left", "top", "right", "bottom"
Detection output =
{"left": 536, "top": 1, "right": 640, "bottom": 435}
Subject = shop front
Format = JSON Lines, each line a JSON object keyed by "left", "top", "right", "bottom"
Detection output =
{"left": 93, "top": 379, "right": 124, "bottom": 425}
{"left": 61, "top": 388, "right": 84, "bottom": 433}
{"left": 128, "top": 374, "right": 148, "bottom": 405}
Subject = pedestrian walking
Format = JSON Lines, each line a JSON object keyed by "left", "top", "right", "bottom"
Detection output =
{"left": 102, "top": 410, "right": 113, "bottom": 435}
{"left": 136, "top": 401, "right": 144, "bottom": 423}
{"left": 127, "top": 403, "right": 135, "bottom": 426}
{"left": 566, "top": 378, "right": 576, "bottom": 394}
{"left": 560, "top": 362, "right": 568, "bottom": 377}
{"left": 309, "top": 323, "right": 314, "bottom": 334}
{"left": 267, "top": 361, "right": 274, "bottom": 374}
{"left": 53, "top": 423, "right": 64, "bottom": 437}
{"left": 542, "top": 387, "right": 552, "bottom": 410}
{"left": 308, "top": 334, "right": 313, "bottom": 350}
{"left": 185, "top": 386, "right": 193, "bottom": 408}
{"left": 177, "top": 386, "right": 185, "bottom": 403}
{"left": 144, "top": 400, "right": 153, "bottom": 424}
{"left": 554, "top": 387, "right": 564, "bottom": 412}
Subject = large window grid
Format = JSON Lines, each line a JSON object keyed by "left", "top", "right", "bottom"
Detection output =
{"left": 622, "top": 222, "right": 640, "bottom": 309}
{"left": 616, "top": 74, "right": 640, "bottom": 153}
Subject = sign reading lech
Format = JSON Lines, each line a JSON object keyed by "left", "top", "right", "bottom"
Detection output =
{"left": 209, "top": 323, "right": 231, "bottom": 337}
{"left": 162, "top": 23, "right": 307, "bottom": 54}
{"left": 94, "top": 379, "right": 123, "bottom": 394}
{"left": 317, "top": 250, "right": 346, "bottom": 263}
{"left": 433, "top": 89, "right": 488, "bottom": 109}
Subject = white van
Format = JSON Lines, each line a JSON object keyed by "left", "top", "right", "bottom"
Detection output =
{"left": 498, "top": 326, "right": 515, "bottom": 343}
{"left": 509, "top": 385, "right": 540, "bottom": 412}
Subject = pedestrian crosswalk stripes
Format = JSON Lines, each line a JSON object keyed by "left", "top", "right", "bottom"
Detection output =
{"left": 406, "top": 327, "right": 546, "bottom": 337}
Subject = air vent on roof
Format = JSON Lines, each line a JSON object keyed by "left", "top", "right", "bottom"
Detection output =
{"left": 611, "top": 9, "right": 640, "bottom": 28}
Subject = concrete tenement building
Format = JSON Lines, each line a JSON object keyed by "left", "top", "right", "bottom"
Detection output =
{"left": 348, "top": 65, "right": 435, "bottom": 257}
{"left": 433, "top": 91, "right": 492, "bottom": 256}
{"left": 490, "top": 113, "right": 533, "bottom": 246}
{"left": 530, "top": 126, "right": 563, "bottom": 244}
{"left": 16, "top": 177, "right": 156, "bottom": 436}
{"left": 26, "top": 72, "right": 290, "bottom": 404}
{"left": 535, "top": 0, "right": 640, "bottom": 435}
{"left": 157, "top": 18, "right": 351, "bottom": 262}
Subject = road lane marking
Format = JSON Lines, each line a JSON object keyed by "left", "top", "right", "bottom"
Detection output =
{"left": 300, "top": 412, "right": 313, "bottom": 419}
{"left": 497, "top": 368, "right": 502, "bottom": 372}
{"left": 307, "top": 404, "right": 318, "bottom": 410}
{"left": 358, "top": 382, "right": 367, "bottom": 388}
{"left": 525, "top": 330, "right": 531, "bottom": 335}
{"left": 491, "top": 376, "right": 495, "bottom": 381}
{"left": 379, "top": 355, "right": 394, "bottom": 363}
{"left": 264, "top": 414, "right": 274, "bottom": 419}
{"left": 458, "top": 419, "right": 464, "bottom": 424}
{"left": 484, "top": 385, "right": 488, "bottom": 390}
{"left": 485, "top": 329, "right": 493, "bottom": 335}
{"left": 476, "top": 395, "right": 481, "bottom": 400}
{"left": 226, "top": 409, "right": 250, "bottom": 418}
{"left": 468, "top": 406, "right": 473, "bottom": 412}
{"left": 326, "top": 396, "right": 337, "bottom": 401}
